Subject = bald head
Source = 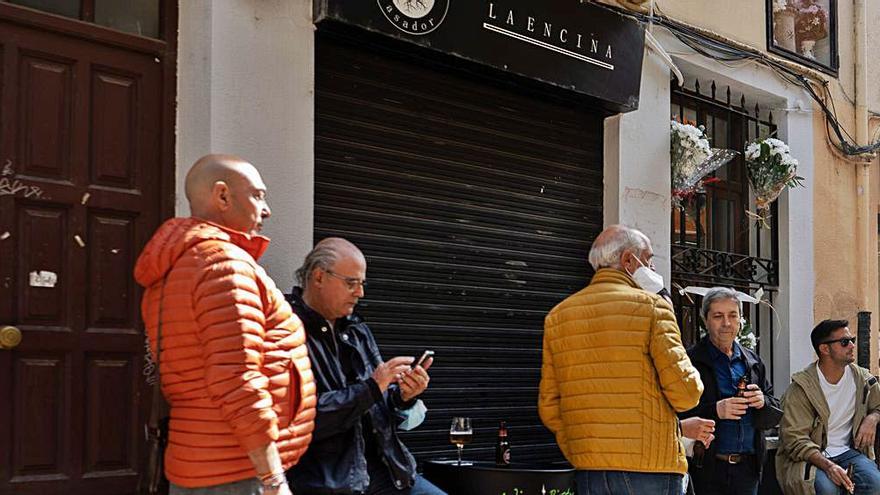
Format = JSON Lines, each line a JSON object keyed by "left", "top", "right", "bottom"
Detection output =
{"left": 184, "top": 154, "right": 271, "bottom": 235}
{"left": 588, "top": 224, "right": 651, "bottom": 271}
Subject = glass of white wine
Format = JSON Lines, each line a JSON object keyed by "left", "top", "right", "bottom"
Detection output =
{"left": 449, "top": 417, "right": 473, "bottom": 466}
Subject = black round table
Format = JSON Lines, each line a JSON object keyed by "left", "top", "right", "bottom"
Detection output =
{"left": 423, "top": 459, "right": 576, "bottom": 495}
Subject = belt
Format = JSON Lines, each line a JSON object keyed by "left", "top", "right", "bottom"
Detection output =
{"left": 715, "top": 453, "right": 754, "bottom": 464}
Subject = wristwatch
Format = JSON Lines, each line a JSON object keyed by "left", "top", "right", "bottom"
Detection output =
{"left": 260, "top": 472, "right": 288, "bottom": 491}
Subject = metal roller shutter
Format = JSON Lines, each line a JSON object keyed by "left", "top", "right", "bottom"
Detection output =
{"left": 314, "top": 35, "right": 605, "bottom": 466}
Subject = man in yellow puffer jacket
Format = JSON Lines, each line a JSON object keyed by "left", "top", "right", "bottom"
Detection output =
{"left": 539, "top": 224, "right": 703, "bottom": 495}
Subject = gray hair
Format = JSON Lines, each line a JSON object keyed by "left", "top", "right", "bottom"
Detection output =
{"left": 588, "top": 225, "right": 651, "bottom": 271}
{"left": 700, "top": 287, "right": 743, "bottom": 323}
{"left": 294, "top": 237, "right": 363, "bottom": 288}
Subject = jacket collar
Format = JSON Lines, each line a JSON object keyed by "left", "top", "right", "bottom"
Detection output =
{"left": 135, "top": 217, "right": 270, "bottom": 287}
{"left": 287, "top": 287, "right": 362, "bottom": 335}
{"left": 691, "top": 335, "right": 759, "bottom": 369}
{"left": 196, "top": 218, "right": 270, "bottom": 261}
{"left": 589, "top": 268, "right": 640, "bottom": 289}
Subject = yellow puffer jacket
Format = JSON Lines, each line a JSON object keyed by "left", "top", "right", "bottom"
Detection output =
{"left": 539, "top": 268, "right": 703, "bottom": 474}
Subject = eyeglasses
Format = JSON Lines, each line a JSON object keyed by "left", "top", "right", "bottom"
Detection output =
{"left": 821, "top": 337, "right": 857, "bottom": 348}
{"left": 324, "top": 269, "right": 367, "bottom": 292}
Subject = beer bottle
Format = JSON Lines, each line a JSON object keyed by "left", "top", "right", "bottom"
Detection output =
{"left": 495, "top": 421, "right": 511, "bottom": 466}
{"left": 736, "top": 374, "right": 749, "bottom": 398}
{"left": 692, "top": 439, "right": 705, "bottom": 468}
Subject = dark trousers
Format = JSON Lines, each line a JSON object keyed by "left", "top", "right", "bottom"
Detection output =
{"left": 693, "top": 459, "right": 759, "bottom": 495}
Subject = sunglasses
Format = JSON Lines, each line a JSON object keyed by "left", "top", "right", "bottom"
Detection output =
{"left": 821, "top": 337, "right": 856, "bottom": 348}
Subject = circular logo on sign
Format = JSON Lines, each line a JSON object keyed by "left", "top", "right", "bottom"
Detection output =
{"left": 378, "top": 0, "right": 449, "bottom": 35}
{"left": 393, "top": 0, "right": 434, "bottom": 18}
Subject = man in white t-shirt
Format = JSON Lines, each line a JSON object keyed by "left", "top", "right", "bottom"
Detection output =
{"left": 777, "top": 319, "right": 880, "bottom": 495}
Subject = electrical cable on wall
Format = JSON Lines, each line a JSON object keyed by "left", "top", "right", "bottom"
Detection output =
{"left": 596, "top": 2, "right": 880, "bottom": 159}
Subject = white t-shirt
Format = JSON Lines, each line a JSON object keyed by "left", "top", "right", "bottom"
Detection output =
{"left": 817, "top": 365, "right": 856, "bottom": 457}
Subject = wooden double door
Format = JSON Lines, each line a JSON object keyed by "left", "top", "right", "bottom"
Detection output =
{"left": 0, "top": 4, "right": 174, "bottom": 494}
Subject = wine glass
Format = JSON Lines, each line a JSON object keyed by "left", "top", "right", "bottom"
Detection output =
{"left": 449, "top": 417, "right": 473, "bottom": 466}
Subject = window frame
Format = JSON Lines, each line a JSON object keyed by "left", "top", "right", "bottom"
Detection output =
{"left": 766, "top": 0, "right": 839, "bottom": 76}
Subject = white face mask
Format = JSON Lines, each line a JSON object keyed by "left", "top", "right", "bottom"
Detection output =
{"left": 626, "top": 255, "right": 665, "bottom": 294}
{"left": 632, "top": 266, "right": 665, "bottom": 293}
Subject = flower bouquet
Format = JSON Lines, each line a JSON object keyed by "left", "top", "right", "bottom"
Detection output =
{"left": 670, "top": 120, "right": 738, "bottom": 208}
{"left": 744, "top": 137, "right": 804, "bottom": 227}
{"left": 793, "top": 0, "right": 828, "bottom": 59}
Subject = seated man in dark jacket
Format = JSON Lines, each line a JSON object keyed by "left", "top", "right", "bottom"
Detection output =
{"left": 679, "top": 287, "right": 782, "bottom": 495}
{"left": 285, "top": 237, "right": 446, "bottom": 495}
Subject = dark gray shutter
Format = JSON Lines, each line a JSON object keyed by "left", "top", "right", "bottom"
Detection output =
{"left": 314, "top": 35, "right": 605, "bottom": 465}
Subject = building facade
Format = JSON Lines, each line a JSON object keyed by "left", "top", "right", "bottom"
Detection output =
{"left": 1, "top": 0, "right": 879, "bottom": 493}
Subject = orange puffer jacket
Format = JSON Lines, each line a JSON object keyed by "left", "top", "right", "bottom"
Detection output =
{"left": 134, "top": 218, "right": 316, "bottom": 488}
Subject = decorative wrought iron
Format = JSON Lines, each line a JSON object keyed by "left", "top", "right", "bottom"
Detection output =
{"left": 671, "top": 245, "right": 778, "bottom": 288}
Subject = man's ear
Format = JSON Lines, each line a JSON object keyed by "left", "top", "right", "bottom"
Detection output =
{"left": 211, "top": 181, "right": 231, "bottom": 211}
{"left": 619, "top": 249, "right": 634, "bottom": 272}
{"left": 310, "top": 267, "right": 324, "bottom": 287}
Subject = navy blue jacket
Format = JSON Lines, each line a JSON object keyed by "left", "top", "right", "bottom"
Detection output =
{"left": 679, "top": 336, "right": 782, "bottom": 486}
{"left": 285, "top": 289, "right": 418, "bottom": 494}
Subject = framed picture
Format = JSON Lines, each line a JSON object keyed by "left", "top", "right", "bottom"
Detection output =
{"left": 767, "top": 0, "right": 837, "bottom": 75}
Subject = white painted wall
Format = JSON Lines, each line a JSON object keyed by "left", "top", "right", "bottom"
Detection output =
{"left": 603, "top": 50, "right": 673, "bottom": 283}
{"left": 176, "top": 0, "right": 316, "bottom": 288}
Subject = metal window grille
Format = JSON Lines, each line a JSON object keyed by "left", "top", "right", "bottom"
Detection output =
{"left": 670, "top": 79, "right": 780, "bottom": 380}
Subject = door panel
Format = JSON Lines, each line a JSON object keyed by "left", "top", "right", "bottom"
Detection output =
{"left": 0, "top": 8, "right": 168, "bottom": 494}
{"left": 90, "top": 69, "right": 139, "bottom": 189}
{"left": 12, "top": 354, "right": 67, "bottom": 481}
{"left": 18, "top": 204, "right": 71, "bottom": 326}
{"left": 83, "top": 354, "right": 138, "bottom": 475}
{"left": 87, "top": 212, "right": 138, "bottom": 331}
{"left": 18, "top": 51, "right": 75, "bottom": 180}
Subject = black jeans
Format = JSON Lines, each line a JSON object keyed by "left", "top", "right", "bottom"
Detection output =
{"left": 693, "top": 459, "right": 759, "bottom": 495}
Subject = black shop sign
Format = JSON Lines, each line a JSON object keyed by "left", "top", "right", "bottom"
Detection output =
{"left": 315, "top": 0, "right": 646, "bottom": 112}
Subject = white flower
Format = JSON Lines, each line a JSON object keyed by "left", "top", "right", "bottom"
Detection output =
{"left": 782, "top": 155, "right": 799, "bottom": 167}
{"left": 745, "top": 143, "right": 761, "bottom": 160}
{"left": 739, "top": 332, "right": 757, "bottom": 350}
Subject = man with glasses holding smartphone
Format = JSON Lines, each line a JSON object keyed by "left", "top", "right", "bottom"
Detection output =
{"left": 285, "top": 237, "right": 446, "bottom": 495}
{"left": 777, "top": 319, "right": 880, "bottom": 495}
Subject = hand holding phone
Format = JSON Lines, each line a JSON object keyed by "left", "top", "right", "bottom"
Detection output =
{"left": 401, "top": 350, "right": 433, "bottom": 402}
{"left": 412, "top": 350, "right": 434, "bottom": 369}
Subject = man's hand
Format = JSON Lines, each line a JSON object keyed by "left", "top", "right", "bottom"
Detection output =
{"left": 399, "top": 357, "right": 433, "bottom": 402}
{"left": 372, "top": 357, "right": 414, "bottom": 392}
{"left": 680, "top": 417, "right": 715, "bottom": 448}
{"left": 855, "top": 412, "right": 880, "bottom": 450}
{"left": 823, "top": 463, "right": 855, "bottom": 493}
{"left": 247, "top": 443, "right": 291, "bottom": 495}
{"left": 716, "top": 397, "right": 750, "bottom": 420}
{"left": 742, "top": 384, "right": 765, "bottom": 409}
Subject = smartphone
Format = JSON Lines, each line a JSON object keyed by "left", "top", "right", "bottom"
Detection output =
{"left": 412, "top": 350, "right": 434, "bottom": 369}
